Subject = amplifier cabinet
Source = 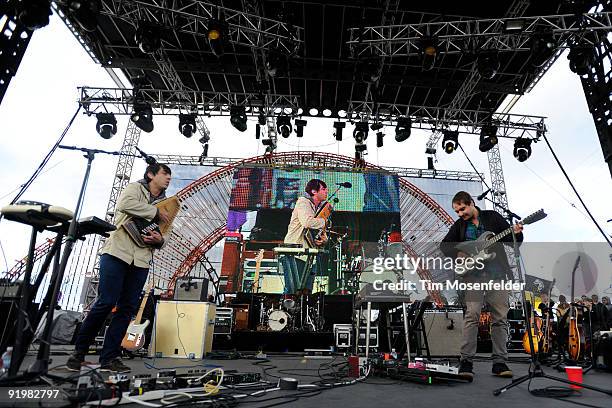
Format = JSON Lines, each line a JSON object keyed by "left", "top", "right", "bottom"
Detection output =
{"left": 150, "top": 301, "right": 216, "bottom": 359}
{"left": 420, "top": 311, "right": 464, "bottom": 356}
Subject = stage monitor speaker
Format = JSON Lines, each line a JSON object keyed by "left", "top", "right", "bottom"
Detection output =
{"left": 174, "top": 277, "right": 209, "bottom": 301}
{"left": 150, "top": 301, "right": 216, "bottom": 359}
{"left": 421, "top": 311, "right": 463, "bottom": 357}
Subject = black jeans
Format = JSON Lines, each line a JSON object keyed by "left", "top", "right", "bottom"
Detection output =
{"left": 74, "top": 254, "right": 149, "bottom": 363}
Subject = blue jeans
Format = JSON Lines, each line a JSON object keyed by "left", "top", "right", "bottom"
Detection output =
{"left": 280, "top": 255, "right": 317, "bottom": 294}
{"left": 74, "top": 254, "right": 149, "bottom": 363}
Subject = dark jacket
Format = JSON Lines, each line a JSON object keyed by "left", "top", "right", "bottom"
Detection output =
{"left": 440, "top": 207, "right": 523, "bottom": 279}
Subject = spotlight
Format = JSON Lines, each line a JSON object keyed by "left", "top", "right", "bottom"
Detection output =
{"left": 530, "top": 29, "right": 555, "bottom": 68}
{"left": 67, "top": 0, "right": 100, "bottom": 32}
{"left": 333, "top": 121, "right": 345, "bottom": 141}
{"left": 355, "top": 143, "right": 368, "bottom": 153}
{"left": 18, "top": 0, "right": 51, "bottom": 30}
{"left": 568, "top": 45, "right": 593, "bottom": 76}
{"left": 277, "top": 116, "right": 292, "bottom": 138}
{"left": 376, "top": 132, "right": 384, "bottom": 148}
{"left": 513, "top": 138, "right": 532, "bottom": 162}
{"left": 135, "top": 23, "right": 161, "bottom": 54}
{"left": 200, "top": 143, "right": 209, "bottom": 160}
{"left": 353, "top": 122, "right": 369, "bottom": 144}
{"left": 370, "top": 122, "right": 384, "bottom": 131}
{"left": 395, "top": 117, "right": 411, "bottom": 142}
{"left": 442, "top": 130, "right": 459, "bottom": 154}
{"left": 256, "top": 123, "right": 261, "bottom": 139}
{"left": 258, "top": 112, "right": 266, "bottom": 125}
{"left": 131, "top": 102, "right": 154, "bottom": 133}
{"left": 477, "top": 51, "right": 500, "bottom": 80}
{"left": 479, "top": 124, "right": 498, "bottom": 152}
{"left": 207, "top": 19, "right": 226, "bottom": 57}
{"left": 230, "top": 106, "right": 247, "bottom": 132}
{"left": 95, "top": 112, "right": 117, "bottom": 139}
{"left": 294, "top": 119, "right": 307, "bottom": 137}
{"left": 262, "top": 137, "right": 276, "bottom": 153}
{"left": 420, "top": 37, "right": 437, "bottom": 71}
{"left": 178, "top": 113, "right": 197, "bottom": 138}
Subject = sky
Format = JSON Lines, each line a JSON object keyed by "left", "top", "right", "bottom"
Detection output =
{"left": 0, "top": 13, "right": 611, "bottom": 277}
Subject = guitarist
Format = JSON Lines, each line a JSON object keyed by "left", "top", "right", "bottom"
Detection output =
{"left": 440, "top": 191, "right": 523, "bottom": 381}
{"left": 67, "top": 163, "right": 172, "bottom": 373}
{"left": 281, "top": 179, "right": 328, "bottom": 294}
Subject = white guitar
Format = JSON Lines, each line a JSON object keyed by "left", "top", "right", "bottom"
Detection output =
{"left": 454, "top": 209, "right": 547, "bottom": 275}
{"left": 121, "top": 283, "right": 153, "bottom": 351}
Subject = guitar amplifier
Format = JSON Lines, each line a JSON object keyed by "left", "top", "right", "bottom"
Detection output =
{"left": 420, "top": 311, "right": 464, "bottom": 356}
{"left": 173, "top": 277, "right": 209, "bottom": 302}
{"left": 214, "top": 307, "right": 233, "bottom": 335}
{"left": 150, "top": 301, "right": 216, "bottom": 359}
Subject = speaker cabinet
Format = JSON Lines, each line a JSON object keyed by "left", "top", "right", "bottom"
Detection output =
{"left": 420, "top": 311, "right": 464, "bottom": 356}
{"left": 150, "top": 301, "right": 216, "bottom": 359}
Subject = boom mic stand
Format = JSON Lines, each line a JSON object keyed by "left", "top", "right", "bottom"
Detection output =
{"left": 493, "top": 216, "right": 612, "bottom": 397}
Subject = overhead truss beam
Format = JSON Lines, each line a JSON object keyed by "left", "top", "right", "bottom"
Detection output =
{"left": 95, "top": 0, "right": 303, "bottom": 55}
{"left": 347, "top": 12, "right": 612, "bottom": 57}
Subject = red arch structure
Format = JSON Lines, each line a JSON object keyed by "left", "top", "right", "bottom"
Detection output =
{"left": 157, "top": 151, "right": 454, "bottom": 305}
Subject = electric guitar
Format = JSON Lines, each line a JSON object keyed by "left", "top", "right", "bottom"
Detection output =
{"left": 252, "top": 249, "right": 265, "bottom": 293}
{"left": 121, "top": 283, "right": 153, "bottom": 352}
{"left": 454, "top": 209, "right": 547, "bottom": 275}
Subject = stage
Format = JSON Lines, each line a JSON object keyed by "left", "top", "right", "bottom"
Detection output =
{"left": 2, "top": 348, "right": 610, "bottom": 407}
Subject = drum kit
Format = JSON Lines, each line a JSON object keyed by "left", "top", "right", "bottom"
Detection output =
{"left": 256, "top": 292, "right": 325, "bottom": 332}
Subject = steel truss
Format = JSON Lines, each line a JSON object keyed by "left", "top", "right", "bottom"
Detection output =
{"left": 89, "top": 0, "right": 303, "bottom": 55}
{"left": 79, "top": 86, "right": 299, "bottom": 115}
{"left": 347, "top": 12, "right": 612, "bottom": 57}
{"left": 152, "top": 154, "right": 482, "bottom": 181}
{"left": 572, "top": 32, "right": 612, "bottom": 178}
{"left": 79, "top": 86, "right": 545, "bottom": 138}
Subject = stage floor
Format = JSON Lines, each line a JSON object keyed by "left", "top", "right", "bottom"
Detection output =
{"left": 5, "top": 347, "right": 610, "bottom": 407}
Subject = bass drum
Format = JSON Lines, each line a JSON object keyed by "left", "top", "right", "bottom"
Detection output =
{"left": 268, "top": 310, "right": 291, "bottom": 331}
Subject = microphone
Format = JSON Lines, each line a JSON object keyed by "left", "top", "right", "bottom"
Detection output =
{"left": 135, "top": 147, "right": 157, "bottom": 165}
{"left": 477, "top": 189, "right": 490, "bottom": 200}
{"left": 337, "top": 182, "right": 352, "bottom": 188}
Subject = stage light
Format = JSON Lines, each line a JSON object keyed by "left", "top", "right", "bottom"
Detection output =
{"left": 504, "top": 19, "right": 525, "bottom": 33}
{"left": 376, "top": 132, "right": 384, "bottom": 148}
{"left": 442, "top": 130, "right": 459, "bottom": 154}
{"left": 207, "top": 19, "right": 226, "bottom": 57}
{"left": 333, "top": 121, "right": 345, "bottom": 141}
{"left": 530, "top": 29, "right": 555, "bottom": 68}
{"left": 353, "top": 122, "right": 369, "bottom": 144}
{"left": 258, "top": 112, "right": 266, "bottom": 125}
{"left": 277, "top": 116, "right": 292, "bottom": 138}
{"left": 18, "top": 0, "right": 51, "bottom": 30}
{"left": 230, "top": 106, "right": 247, "bottom": 132}
{"left": 513, "top": 138, "right": 532, "bottom": 162}
{"left": 479, "top": 124, "right": 498, "bottom": 152}
{"left": 135, "top": 23, "right": 161, "bottom": 54}
{"left": 255, "top": 123, "right": 261, "bottom": 139}
{"left": 309, "top": 108, "right": 319, "bottom": 116}
{"left": 477, "top": 51, "right": 500, "bottom": 80}
{"left": 395, "top": 117, "right": 411, "bottom": 142}
{"left": 427, "top": 157, "right": 435, "bottom": 170}
{"left": 67, "top": 0, "right": 100, "bottom": 32}
{"left": 322, "top": 109, "right": 332, "bottom": 117}
{"left": 294, "top": 119, "right": 307, "bottom": 137}
{"left": 178, "top": 113, "right": 197, "bottom": 138}
{"left": 420, "top": 37, "right": 437, "bottom": 71}
{"left": 131, "top": 102, "right": 154, "bottom": 133}
{"left": 370, "top": 122, "right": 383, "bottom": 131}
{"left": 95, "top": 112, "right": 117, "bottom": 139}
{"left": 262, "top": 137, "right": 276, "bottom": 153}
{"left": 568, "top": 45, "right": 593, "bottom": 76}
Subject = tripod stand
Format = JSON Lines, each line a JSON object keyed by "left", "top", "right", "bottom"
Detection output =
{"left": 493, "top": 220, "right": 612, "bottom": 397}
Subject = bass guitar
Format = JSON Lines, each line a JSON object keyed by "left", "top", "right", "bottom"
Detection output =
{"left": 454, "top": 209, "right": 547, "bottom": 275}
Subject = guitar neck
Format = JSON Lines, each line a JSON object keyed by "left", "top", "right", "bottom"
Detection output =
{"left": 483, "top": 226, "right": 513, "bottom": 249}
{"left": 134, "top": 290, "right": 150, "bottom": 324}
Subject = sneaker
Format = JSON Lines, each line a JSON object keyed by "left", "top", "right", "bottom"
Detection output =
{"left": 492, "top": 362, "right": 513, "bottom": 378}
{"left": 100, "top": 358, "right": 131, "bottom": 373}
{"left": 66, "top": 351, "right": 85, "bottom": 371}
{"left": 458, "top": 360, "right": 474, "bottom": 381}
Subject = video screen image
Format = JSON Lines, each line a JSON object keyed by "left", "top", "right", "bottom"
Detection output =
{"left": 229, "top": 166, "right": 400, "bottom": 213}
